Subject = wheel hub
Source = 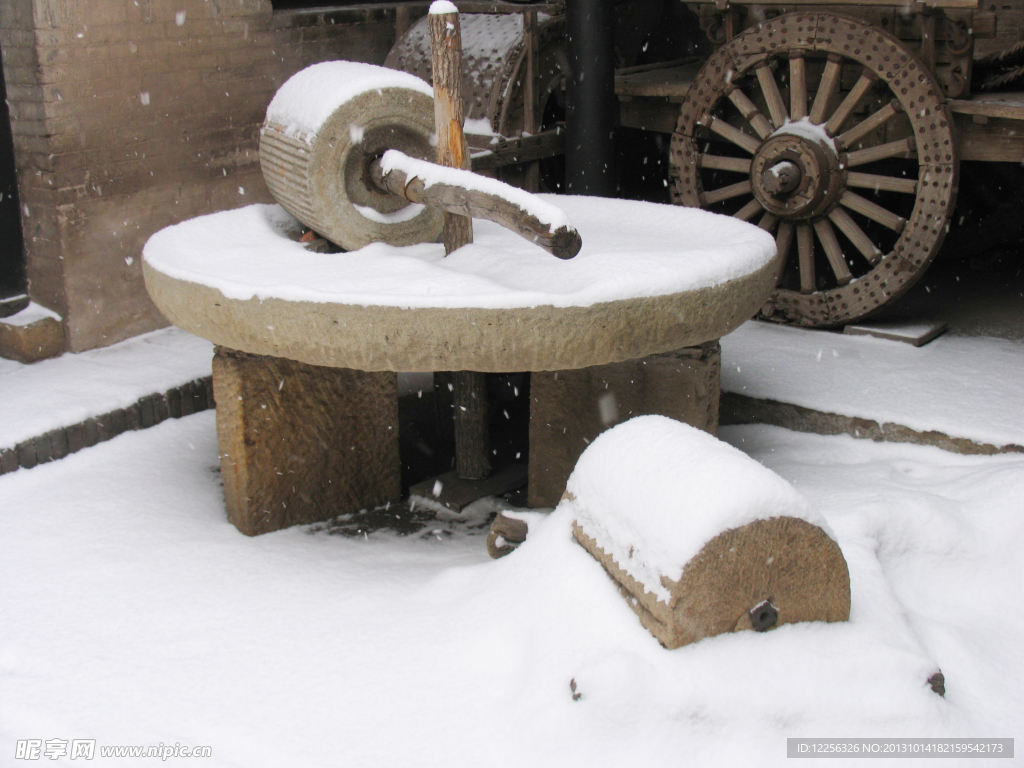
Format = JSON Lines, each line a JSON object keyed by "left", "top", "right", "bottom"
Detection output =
{"left": 750, "top": 133, "right": 843, "bottom": 220}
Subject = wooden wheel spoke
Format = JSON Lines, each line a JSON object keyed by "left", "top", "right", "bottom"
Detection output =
{"left": 846, "top": 171, "right": 917, "bottom": 194}
{"left": 774, "top": 220, "right": 794, "bottom": 282}
{"left": 775, "top": 221, "right": 794, "bottom": 262}
{"left": 809, "top": 55, "right": 842, "bottom": 125}
{"left": 699, "top": 154, "right": 752, "bottom": 174}
{"left": 796, "top": 223, "right": 816, "bottom": 294}
{"left": 700, "top": 179, "right": 753, "bottom": 205}
{"left": 837, "top": 99, "right": 901, "bottom": 149}
{"left": 840, "top": 190, "right": 906, "bottom": 232}
{"left": 727, "top": 89, "right": 774, "bottom": 139}
{"left": 828, "top": 208, "right": 883, "bottom": 264}
{"left": 755, "top": 62, "right": 789, "bottom": 129}
{"left": 707, "top": 116, "right": 761, "bottom": 154}
{"left": 824, "top": 70, "right": 877, "bottom": 135}
{"left": 845, "top": 137, "right": 916, "bottom": 167}
{"left": 734, "top": 198, "right": 764, "bottom": 222}
{"left": 789, "top": 52, "right": 808, "bottom": 121}
{"left": 813, "top": 218, "right": 853, "bottom": 285}
{"left": 757, "top": 211, "right": 778, "bottom": 232}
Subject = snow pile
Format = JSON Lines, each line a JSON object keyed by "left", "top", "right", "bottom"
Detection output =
{"left": 565, "top": 416, "right": 828, "bottom": 603}
{"left": 264, "top": 62, "right": 432, "bottom": 142}
{"left": 1, "top": 301, "right": 61, "bottom": 328}
{"left": 143, "top": 199, "right": 776, "bottom": 310}
{"left": 722, "top": 320, "right": 1024, "bottom": 448}
{"left": 429, "top": 0, "right": 459, "bottom": 13}
{"left": 380, "top": 150, "right": 573, "bottom": 230}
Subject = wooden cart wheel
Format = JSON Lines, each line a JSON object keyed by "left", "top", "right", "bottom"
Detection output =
{"left": 670, "top": 13, "right": 958, "bottom": 326}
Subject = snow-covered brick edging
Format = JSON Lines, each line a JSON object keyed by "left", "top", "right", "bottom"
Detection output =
{"left": 0, "top": 327, "right": 213, "bottom": 451}
{"left": 721, "top": 320, "right": 1024, "bottom": 450}
{"left": 564, "top": 415, "right": 833, "bottom": 605}
{"left": 264, "top": 61, "right": 432, "bottom": 143}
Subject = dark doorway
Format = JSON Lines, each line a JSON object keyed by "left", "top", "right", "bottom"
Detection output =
{"left": 0, "top": 48, "right": 26, "bottom": 312}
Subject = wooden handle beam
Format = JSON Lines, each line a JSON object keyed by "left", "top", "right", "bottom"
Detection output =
{"left": 369, "top": 156, "right": 582, "bottom": 259}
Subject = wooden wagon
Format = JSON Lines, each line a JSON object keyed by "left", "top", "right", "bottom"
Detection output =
{"left": 387, "top": 0, "right": 1024, "bottom": 327}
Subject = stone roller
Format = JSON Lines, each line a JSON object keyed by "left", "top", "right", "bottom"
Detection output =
{"left": 259, "top": 61, "right": 580, "bottom": 259}
{"left": 572, "top": 515, "right": 851, "bottom": 649}
{"left": 508, "top": 415, "right": 852, "bottom": 649}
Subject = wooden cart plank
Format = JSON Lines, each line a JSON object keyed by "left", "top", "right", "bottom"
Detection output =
{"left": 687, "top": 0, "right": 977, "bottom": 7}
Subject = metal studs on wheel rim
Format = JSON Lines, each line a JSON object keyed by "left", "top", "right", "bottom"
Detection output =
{"left": 670, "top": 13, "right": 958, "bottom": 327}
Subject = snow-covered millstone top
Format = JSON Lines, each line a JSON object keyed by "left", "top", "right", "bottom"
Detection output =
{"left": 565, "top": 416, "right": 851, "bottom": 649}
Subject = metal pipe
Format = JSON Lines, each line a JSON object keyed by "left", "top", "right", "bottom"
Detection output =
{"left": 565, "top": 0, "right": 616, "bottom": 196}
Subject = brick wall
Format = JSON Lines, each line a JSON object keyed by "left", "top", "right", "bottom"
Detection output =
{"left": 0, "top": 0, "right": 410, "bottom": 352}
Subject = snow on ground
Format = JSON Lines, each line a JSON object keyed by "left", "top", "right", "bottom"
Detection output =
{"left": 0, "top": 328, "right": 212, "bottom": 450}
{"left": 722, "top": 321, "right": 1024, "bottom": 449}
{"left": 2, "top": 413, "right": 1021, "bottom": 766}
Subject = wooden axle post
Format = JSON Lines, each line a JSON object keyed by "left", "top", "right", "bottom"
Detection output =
{"left": 429, "top": 4, "right": 474, "bottom": 255}
{"left": 429, "top": 3, "right": 489, "bottom": 481}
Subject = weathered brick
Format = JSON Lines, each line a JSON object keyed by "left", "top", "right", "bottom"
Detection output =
{"left": 65, "top": 422, "right": 86, "bottom": 454}
{"left": 178, "top": 381, "right": 196, "bottom": 417}
{"left": 83, "top": 417, "right": 100, "bottom": 447}
{"left": 166, "top": 386, "right": 182, "bottom": 418}
{"left": 191, "top": 377, "right": 209, "bottom": 412}
{"left": 138, "top": 395, "right": 156, "bottom": 429}
{"left": 16, "top": 439, "right": 38, "bottom": 469}
{"left": 47, "top": 427, "right": 69, "bottom": 460}
{"left": 153, "top": 392, "right": 169, "bottom": 424}
{"left": 125, "top": 402, "right": 142, "bottom": 431}
{"left": 0, "top": 447, "right": 19, "bottom": 475}
{"left": 203, "top": 375, "right": 215, "bottom": 408}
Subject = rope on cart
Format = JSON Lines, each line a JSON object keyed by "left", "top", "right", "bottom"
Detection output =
{"left": 973, "top": 39, "right": 1024, "bottom": 91}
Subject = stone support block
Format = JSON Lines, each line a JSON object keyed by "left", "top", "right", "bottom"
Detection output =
{"left": 0, "top": 314, "right": 64, "bottom": 363}
{"left": 213, "top": 347, "right": 400, "bottom": 536}
{"left": 528, "top": 342, "right": 721, "bottom": 508}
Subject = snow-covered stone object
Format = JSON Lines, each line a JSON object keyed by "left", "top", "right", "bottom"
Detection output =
{"left": 260, "top": 61, "right": 443, "bottom": 251}
{"left": 566, "top": 415, "right": 850, "bottom": 649}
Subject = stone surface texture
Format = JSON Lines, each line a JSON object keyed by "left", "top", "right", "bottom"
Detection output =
{"left": 573, "top": 515, "right": 851, "bottom": 649}
{"left": 0, "top": 0, "right": 412, "bottom": 353}
{"left": 212, "top": 347, "right": 400, "bottom": 536}
{"left": 0, "top": 314, "right": 64, "bottom": 362}
{"left": 142, "top": 257, "right": 776, "bottom": 373}
{"left": 528, "top": 343, "right": 721, "bottom": 508}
